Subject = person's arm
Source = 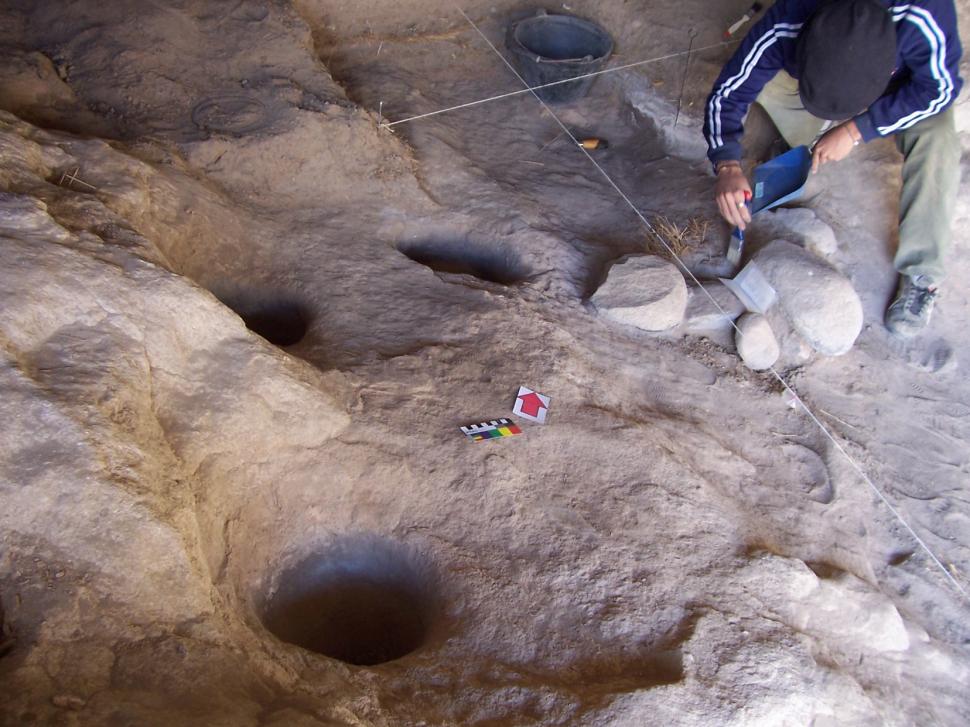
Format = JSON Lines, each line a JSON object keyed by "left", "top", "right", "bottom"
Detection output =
{"left": 705, "top": 0, "right": 817, "bottom": 228}
{"left": 704, "top": 0, "right": 816, "bottom": 167}
{"left": 853, "top": 0, "right": 963, "bottom": 141}
{"left": 714, "top": 161, "right": 752, "bottom": 230}
{"left": 810, "top": 119, "right": 862, "bottom": 172}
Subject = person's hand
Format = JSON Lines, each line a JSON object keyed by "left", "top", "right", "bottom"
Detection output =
{"left": 714, "top": 162, "right": 752, "bottom": 230}
{"left": 811, "top": 122, "right": 860, "bottom": 173}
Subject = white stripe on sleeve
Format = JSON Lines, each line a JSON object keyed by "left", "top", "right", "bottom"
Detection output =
{"left": 877, "top": 6, "right": 953, "bottom": 134}
{"left": 706, "top": 22, "right": 803, "bottom": 149}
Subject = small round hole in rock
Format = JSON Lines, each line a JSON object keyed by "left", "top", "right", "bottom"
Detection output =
{"left": 220, "top": 295, "right": 309, "bottom": 347}
{"left": 261, "top": 536, "right": 438, "bottom": 666}
{"left": 398, "top": 239, "right": 531, "bottom": 285}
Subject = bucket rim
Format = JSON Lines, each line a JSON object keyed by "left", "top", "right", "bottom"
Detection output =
{"left": 509, "top": 13, "right": 614, "bottom": 65}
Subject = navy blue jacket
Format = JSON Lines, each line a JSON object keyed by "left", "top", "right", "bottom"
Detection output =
{"left": 704, "top": 0, "right": 963, "bottom": 164}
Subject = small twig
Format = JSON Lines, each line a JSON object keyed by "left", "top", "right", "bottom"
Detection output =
{"left": 539, "top": 130, "right": 566, "bottom": 153}
{"left": 674, "top": 28, "right": 697, "bottom": 127}
{"left": 819, "top": 408, "right": 857, "bottom": 430}
{"left": 376, "top": 40, "right": 384, "bottom": 57}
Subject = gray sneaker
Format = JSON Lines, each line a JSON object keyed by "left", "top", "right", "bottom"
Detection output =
{"left": 886, "top": 275, "right": 938, "bottom": 337}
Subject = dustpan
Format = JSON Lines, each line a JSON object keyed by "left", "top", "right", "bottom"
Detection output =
{"left": 749, "top": 144, "right": 812, "bottom": 214}
{"left": 727, "top": 145, "right": 812, "bottom": 266}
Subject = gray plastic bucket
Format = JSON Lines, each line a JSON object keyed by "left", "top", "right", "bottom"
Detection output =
{"left": 507, "top": 10, "right": 613, "bottom": 104}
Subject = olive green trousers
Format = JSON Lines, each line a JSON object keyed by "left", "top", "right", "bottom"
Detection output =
{"left": 756, "top": 70, "right": 960, "bottom": 286}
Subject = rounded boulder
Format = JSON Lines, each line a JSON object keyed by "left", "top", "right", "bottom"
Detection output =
{"left": 735, "top": 312, "right": 780, "bottom": 371}
{"left": 754, "top": 240, "right": 863, "bottom": 356}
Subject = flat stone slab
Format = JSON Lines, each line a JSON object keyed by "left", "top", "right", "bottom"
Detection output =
{"left": 683, "top": 281, "right": 746, "bottom": 335}
{"left": 590, "top": 255, "right": 688, "bottom": 332}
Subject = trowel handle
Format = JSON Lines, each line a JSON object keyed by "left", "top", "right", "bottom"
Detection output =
{"left": 740, "top": 189, "right": 752, "bottom": 223}
{"left": 734, "top": 190, "right": 753, "bottom": 238}
{"left": 727, "top": 190, "right": 752, "bottom": 265}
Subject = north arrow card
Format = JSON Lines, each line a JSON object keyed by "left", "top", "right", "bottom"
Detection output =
{"left": 512, "top": 386, "right": 551, "bottom": 424}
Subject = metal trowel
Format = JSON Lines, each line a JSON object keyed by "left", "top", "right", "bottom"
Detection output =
{"left": 726, "top": 191, "right": 752, "bottom": 266}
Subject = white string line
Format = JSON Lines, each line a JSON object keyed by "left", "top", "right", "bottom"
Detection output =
{"left": 382, "top": 39, "right": 738, "bottom": 128}
{"left": 455, "top": 6, "right": 970, "bottom": 602}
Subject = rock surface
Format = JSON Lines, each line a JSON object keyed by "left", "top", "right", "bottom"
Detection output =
{"left": 682, "top": 281, "right": 746, "bottom": 336}
{"left": 749, "top": 207, "right": 839, "bottom": 256}
{"left": 1, "top": 1, "right": 970, "bottom": 726}
{"left": 754, "top": 240, "right": 863, "bottom": 356}
{"left": 763, "top": 305, "right": 816, "bottom": 368}
{"left": 0, "top": 194, "right": 75, "bottom": 244}
{"left": 735, "top": 313, "right": 780, "bottom": 370}
{"left": 591, "top": 255, "right": 688, "bottom": 331}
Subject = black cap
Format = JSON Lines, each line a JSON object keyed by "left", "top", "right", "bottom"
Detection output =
{"left": 796, "top": 0, "right": 897, "bottom": 120}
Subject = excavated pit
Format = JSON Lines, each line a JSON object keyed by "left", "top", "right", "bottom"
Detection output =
{"left": 398, "top": 238, "right": 532, "bottom": 285}
{"left": 260, "top": 537, "right": 439, "bottom": 666}
{"left": 219, "top": 294, "right": 310, "bottom": 347}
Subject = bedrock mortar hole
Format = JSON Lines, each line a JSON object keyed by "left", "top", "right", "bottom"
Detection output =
{"left": 219, "top": 294, "right": 309, "bottom": 347}
{"left": 398, "top": 238, "right": 532, "bottom": 285}
{"left": 261, "top": 536, "right": 439, "bottom": 666}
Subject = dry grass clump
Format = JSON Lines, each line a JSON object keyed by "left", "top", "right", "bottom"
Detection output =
{"left": 646, "top": 215, "right": 710, "bottom": 258}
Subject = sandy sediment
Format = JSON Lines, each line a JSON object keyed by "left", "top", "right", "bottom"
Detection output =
{"left": 1, "top": 2, "right": 969, "bottom": 725}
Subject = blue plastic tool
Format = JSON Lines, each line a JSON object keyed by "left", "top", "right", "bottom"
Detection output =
{"left": 727, "top": 145, "right": 812, "bottom": 265}
{"left": 749, "top": 144, "right": 812, "bottom": 215}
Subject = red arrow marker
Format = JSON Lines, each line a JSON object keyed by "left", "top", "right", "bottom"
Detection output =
{"left": 512, "top": 386, "right": 551, "bottom": 424}
{"left": 517, "top": 392, "right": 547, "bottom": 418}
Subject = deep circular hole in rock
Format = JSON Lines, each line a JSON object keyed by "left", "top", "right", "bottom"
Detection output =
{"left": 261, "top": 536, "right": 439, "bottom": 666}
{"left": 397, "top": 239, "right": 531, "bottom": 285}
{"left": 220, "top": 294, "right": 309, "bottom": 347}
